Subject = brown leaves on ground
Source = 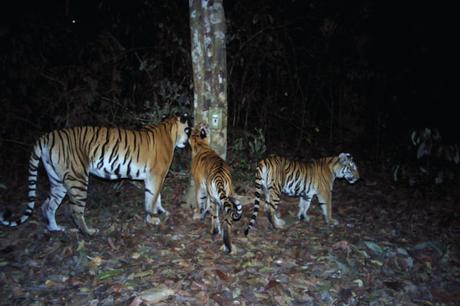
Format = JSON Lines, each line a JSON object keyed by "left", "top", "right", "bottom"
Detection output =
{"left": 0, "top": 171, "right": 459, "bottom": 305}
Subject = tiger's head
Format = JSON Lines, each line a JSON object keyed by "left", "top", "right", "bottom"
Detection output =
{"left": 189, "top": 122, "right": 210, "bottom": 153}
{"left": 169, "top": 113, "right": 193, "bottom": 149}
{"left": 334, "top": 153, "right": 360, "bottom": 184}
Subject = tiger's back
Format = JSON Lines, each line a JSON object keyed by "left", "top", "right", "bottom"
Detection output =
{"left": 38, "top": 126, "right": 160, "bottom": 181}
{"left": 192, "top": 148, "right": 233, "bottom": 205}
{"left": 245, "top": 153, "right": 359, "bottom": 236}
{"left": 189, "top": 123, "right": 242, "bottom": 254}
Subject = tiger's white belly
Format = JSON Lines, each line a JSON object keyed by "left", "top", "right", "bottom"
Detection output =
{"left": 281, "top": 179, "right": 317, "bottom": 198}
{"left": 282, "top": 185, "right": 297, "bottom": 196}
{"left": 89, "top": 160, "right": 147, "bottom": 180}
{"left": 281, "top": 177, "right": 303, "bottom": 196}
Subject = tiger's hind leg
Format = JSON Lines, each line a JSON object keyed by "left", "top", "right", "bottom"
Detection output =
{"left": 210, "top": 200, "right": 221, "bottom": 236}
{"left": 41, "top": 183, "right": 67, "bottom": 232}
{"left": 266, "top": 187, "right": 285, "bottom": 229}
{"left": 41, "top": 161, "right": 68, "bottom": 232}
{"left": 199, "top": 188, "right": 210, "bottom": 220}
{"left": 65, "top": 175, "right": 98, "bottom": 235}
{"left": 221, "top": 199, "right": 235, "bottom": 254}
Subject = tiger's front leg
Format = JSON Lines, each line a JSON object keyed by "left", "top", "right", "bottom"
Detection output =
{"left": 319, "top": 192, "right": 338, "bottom": 226}
{"left": 144, "top": 178, "right": 162, "bottom": 225}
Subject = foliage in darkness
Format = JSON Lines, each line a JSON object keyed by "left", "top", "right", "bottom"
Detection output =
{"left": 0, "top": 0, "right": 456, "bottom": 176}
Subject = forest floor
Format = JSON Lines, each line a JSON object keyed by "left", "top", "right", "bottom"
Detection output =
{"left": 0, "top": 159, "right": 460, "bottom": 306}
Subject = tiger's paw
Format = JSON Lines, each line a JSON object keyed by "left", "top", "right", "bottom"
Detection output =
{"left": 46, "top": 224, "right": 65, "bottom": 232}
{"left": 200, "top": 208, "right": 210, "bottom": 220}
{"left": 145, "top": 214, "right": 161, "bottom": 225}
{"left": 211, "top": 225, "right": 222, "bottom": 237}
{"left": 328, "top": 218, "right": 339, "bottom": 226}
{"left": 157, "top": 208, "right": 170, "bottom": 217}
{"left": 274, "top": 217, "right": 286, "bottom": 229}
{"left": 192, "top": 211, "right": 201, "bottom": 220}
{"left": 85, "top": 228, "right": 99, "bottom": 236}
{"left": 298, "top": 213, "right": 310, "bottom": 222}
{"left": 220, "top": 244, "right": 237, "bottom": 255}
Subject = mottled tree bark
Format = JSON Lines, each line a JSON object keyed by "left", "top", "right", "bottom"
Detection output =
{"left": 189, "top": 0, "right": 228, "bottom": 159}
{"left": 187, "top": 0, "right": 228, "bottom": 214}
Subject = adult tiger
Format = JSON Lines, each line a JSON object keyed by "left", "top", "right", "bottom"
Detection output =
{"left": 189, "top": 123, "right": 242, "bottom": 254}
{"left": 244, "top": 153, "right": 359, "bottom": 236}
{"left": 0, "top": 113, "right": 192, "bottom": 235}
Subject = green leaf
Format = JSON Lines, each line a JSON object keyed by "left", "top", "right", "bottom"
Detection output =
{"left": 97, "top": 269, "right": 124, "bottom": 281}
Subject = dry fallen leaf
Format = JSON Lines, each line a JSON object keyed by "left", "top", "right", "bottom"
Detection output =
{"left": 129, "top": 297, "right": 142, "bottom": 306}
{"left": 138, "top": 285, "right": 174, "bottom": 304}
{"left": 88, "top": 256, "right": 103, "bottom": 269}
{"left": 215, "top": 269, "right": 232, "bottom": 282}
{"left": 1, "top": 153, "right": 459, "bottom": 306}
{"left": 107, "top": 237, "right": 117, "bottom": 250}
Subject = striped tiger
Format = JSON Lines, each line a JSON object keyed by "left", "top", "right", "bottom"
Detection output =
{"left": 189, "top": 123, "right": 242, "bottom": 254}
{"left": 0, "top": 113, "right": 192, "bottom": 235}
{"left": 244, "top": 153, "right": 359, "bottom": 236}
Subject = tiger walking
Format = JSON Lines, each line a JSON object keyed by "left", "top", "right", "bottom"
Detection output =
{"left": 245, "top": 153, "right": 359, "bottom": 236}
{"left": 189, "top": 123, "right": 242, "bottom": 254}
{"left": 0, "top": 113, "right": 192, "bottom": 235}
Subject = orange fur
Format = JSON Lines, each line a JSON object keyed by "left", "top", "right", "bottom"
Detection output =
{"left": 1, "top": 114, "right": 192, "bottom": 235}
{"left": 245, "top": 153, "right": 359, "bottom": 236}
{"left": 189, "top": 123, "right": 242, "bottom": 253}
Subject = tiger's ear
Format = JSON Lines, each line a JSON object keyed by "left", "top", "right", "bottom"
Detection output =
{"left": 180, "top": 113, "right": 192, "bottom": 125}
{"left": 200, "top": 127, "right": 208, "bottom": 139}
{"left": 199, "top": 122, "right": 209, "bottom": 139}
{"left": 339, "top": 152, "right": 352, "bottom": 163}
{"left": 161, "top": 114, "right": 168, "bottom": 122}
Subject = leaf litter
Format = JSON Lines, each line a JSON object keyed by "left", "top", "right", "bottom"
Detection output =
{"left": 0, "top": 168, "right": 459, "bottom": 305}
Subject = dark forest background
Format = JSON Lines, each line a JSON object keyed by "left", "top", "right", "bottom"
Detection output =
{"left": 0, "top": 0, "right": 458, "bottom": 183}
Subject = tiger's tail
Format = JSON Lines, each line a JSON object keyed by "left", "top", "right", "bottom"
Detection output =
{"left": 244, "top": 162, "right": 264, "bottom": 236}
{"left": 0, "top": 139, "right": 43, "bottom": 228}
{"left": 217, "top": 183, "right": 242, "bottom": 254}
{"left": 229, "top": 196, "right": 243, "bottom": 221}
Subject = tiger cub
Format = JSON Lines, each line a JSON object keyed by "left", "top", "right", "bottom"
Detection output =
{"left": 245, "top": 153, "right": 359, "bottom": 236}
{"left": 1, "top": 113, "right": 192, "bottom": 235}
{"left": 189, "top": 122, "right": 242, "bottom": 254}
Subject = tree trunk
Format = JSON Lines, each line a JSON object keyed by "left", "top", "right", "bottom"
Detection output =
{"left": 189, "top": 0, "right": 228, "bottom": 160}
{"left": 187, "top": 0, "right": 228, "bottom": 213}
